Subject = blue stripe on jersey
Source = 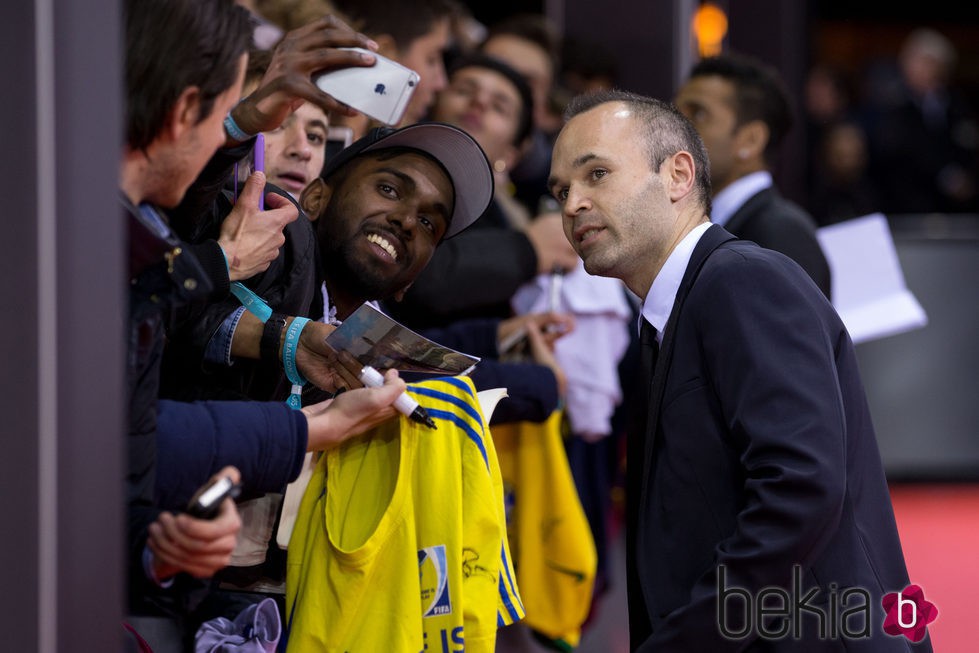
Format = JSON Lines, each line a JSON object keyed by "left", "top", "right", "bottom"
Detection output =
{"left": 498, "top": 574, "right": 521, "bottom": 623}
{"left": 500, "top": 542, "right": 524, "bottom": 615}
{"left": 426, "top": 408, "right": 490, "bottom": 469}
{"left": 408, "top": 383, "right": 483, "bottom": 428}
{"left": 440, "top": 376, "right": 477, "bottom": 399}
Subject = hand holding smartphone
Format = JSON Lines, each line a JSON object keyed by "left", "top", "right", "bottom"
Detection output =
{"left": 315, "top": 48, "right": 420, "bottom": 126}
{"left": 185, "top": 475, "right": 242, "bottom": 520}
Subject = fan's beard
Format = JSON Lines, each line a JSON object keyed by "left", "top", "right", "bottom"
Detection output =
{"left": 321, "top": 238, "right": 399, "bottom": 306}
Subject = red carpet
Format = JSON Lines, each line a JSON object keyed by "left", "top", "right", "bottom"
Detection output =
{"left": 889, "top": 483, "right": 979, "bottom": 652}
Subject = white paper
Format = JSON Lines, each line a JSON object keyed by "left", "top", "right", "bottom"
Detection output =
{"left": 816, "top": 213, "right": 928, "bottom": 344}
{"left": 477, "top": 387, "right": 509, "bottom": 422}
{"left": 276, "top": 452, "right": 317, "bottom": 550}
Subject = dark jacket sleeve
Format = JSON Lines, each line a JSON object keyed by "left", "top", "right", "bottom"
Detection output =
{"left": 154, "top": 399, "right": 308, "bottom": 510}
{"left": 468, "top": 359, "right": 558, "bottom": 425}
{"left": 184, "top": 240, "right": 231, "bottom": 300}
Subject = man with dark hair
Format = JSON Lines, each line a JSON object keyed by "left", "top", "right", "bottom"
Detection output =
{"left": 123, "top": 1, "right": 255, "bottom": 608}
{"left": 304, "top": 121, "right": 493, "bottom": 319}
{"left": 548, "top": 89, "right": 928, "bottom": 651}
{"left": 121, "top": 1, "right": 405, "bottom": 646}
{"left": 125, "top": 0, "right": 253, "bottom": 154}
{"left": 481, "top": 12, "right": 562, "bottom": 136}
{"left": 675, "top": 52, "right": 832, "bottom": 299}
{"left": 479, "top": 12, "right": 565, "bottom": 216}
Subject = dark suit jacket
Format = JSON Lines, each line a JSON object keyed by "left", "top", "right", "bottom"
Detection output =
{"left": 628, "top": 225, "right": 929, "bottom": 652}
{"left": 725, "top": 186, "right": 832, "bottom": 300}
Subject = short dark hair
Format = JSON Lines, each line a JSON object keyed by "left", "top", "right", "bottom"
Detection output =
{"left": 446, "top": 52, "right": 534, "bottom": 146}
{"left": 565, "top": 89, "right": 713, "bottom": 216}
{"left": 125, "top": 0, "right": 253, "bottom": 150}
{"left": 332, "top": 0, "right": 453, "bottom": 52}
{"left": 688, "top": 53, "right": 794, "bottom": 166}
{"left": 482, "top": 12, "right": 561, "bottom": 74}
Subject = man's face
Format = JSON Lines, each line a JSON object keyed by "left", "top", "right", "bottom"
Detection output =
{"left": 674, "top": 75, "right": 740, "bottom": 194}
{"left": 264, "top": 102, "right": 328, "bottom": 199}
{"left": 398, "top": 18, "right": 450, "bottom": 125}
{"left": 482, "top": 35, "right": 553, "bottom": 131}
{"left": 155, "top": 54, "right": 248, "bottom": 208}
{"left": 432, "top": 66, "right": 523, "bottom": 165}
{"left": 314, "top": 151, "right": 453, "bottom": 303}
{"left": 549, "top": 102, "right": 674, "bottom": 294}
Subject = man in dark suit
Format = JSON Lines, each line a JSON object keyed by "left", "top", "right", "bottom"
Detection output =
{"left": 547, "top": 90, "right": 931, "bottom": 651}
{"left": 675, "top": 52, "right": 832, "bottom": 299}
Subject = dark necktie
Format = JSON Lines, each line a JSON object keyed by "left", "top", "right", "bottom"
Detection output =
{"left": 630, "top": 317, "right": 659, "bottom": 482}
{"left": 638, "top": 318, "right": 659, "bottom": 392}
{"left": 626, "top": 317, "right": 660, "bottom": 643}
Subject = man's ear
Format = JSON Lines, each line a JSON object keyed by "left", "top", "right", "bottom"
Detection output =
{"left": 165, "top": 86, "right": 202, "bottom": 141}
{"left": 300, "top": 178, "right": 333, "bottom": 222}
{"left": 734, "top": 120, "right": 769, "bottom": 161}
{"left": 392, "top": 282, "right": 413, "bottom": 302}
{"left": 666, "top": 150, "right": 696, "bottom": 201}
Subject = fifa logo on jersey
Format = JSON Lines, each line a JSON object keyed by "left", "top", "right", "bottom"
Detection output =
{"left": 419, "top": 545, "right": 452, "bottom": 617}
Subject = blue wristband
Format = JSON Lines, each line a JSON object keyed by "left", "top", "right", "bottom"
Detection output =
{"left": 230, "top": 282, "right": 273, "bottom": 323}
{"left": 283, "top": 317, "right": 310, "bottom": 409}
{"left": 224, "top": 111, "right": 255, "bottom": 142}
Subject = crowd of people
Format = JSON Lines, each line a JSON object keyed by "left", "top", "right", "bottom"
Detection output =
{"left": 119, "top": 0, "right": 950, "bottom": 651}
{"left": 804, "top": 28, "right": 979, "bottom": 224}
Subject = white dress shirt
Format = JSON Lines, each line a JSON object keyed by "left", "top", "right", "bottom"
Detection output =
{"left": 639, "top": 222, "right": 713, "bottom": 344}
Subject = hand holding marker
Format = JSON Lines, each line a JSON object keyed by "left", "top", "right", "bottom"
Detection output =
{"left": 359, "top": 365, "right": 437, "bottom": 430}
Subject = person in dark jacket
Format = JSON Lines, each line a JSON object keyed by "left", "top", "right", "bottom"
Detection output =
{"left": 549, "top": 89, "right": 929, "bottom": 652}
{"left": 675, "top": 52, "right": 832, "bottom": 299}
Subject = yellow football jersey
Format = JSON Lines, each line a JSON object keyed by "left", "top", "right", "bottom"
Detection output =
{"left": 285, "top": 376, "right": 523, "bottom": 652}
{"left": 492, "top": 411, "right": 597, "bottom": 650}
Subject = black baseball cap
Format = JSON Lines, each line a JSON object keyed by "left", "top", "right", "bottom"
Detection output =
{"left": 321, "top": 121, "right": 494, "bottom": 239}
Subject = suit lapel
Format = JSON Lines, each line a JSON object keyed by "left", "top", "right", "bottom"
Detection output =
{"left": 638, "top": 224, "right": 736, "bottom": 497}
{"left": 628, "top": 224, "right": 736, "bottom": 635}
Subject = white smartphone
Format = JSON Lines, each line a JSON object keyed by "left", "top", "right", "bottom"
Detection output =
{"left": 315, "top": 48, "right": 420, "bottom": 126}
